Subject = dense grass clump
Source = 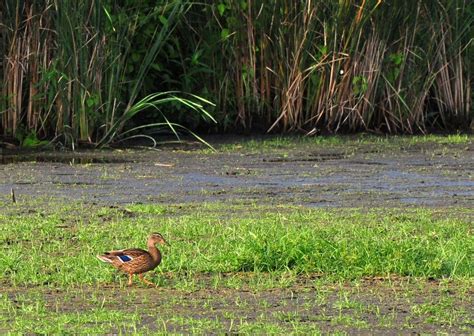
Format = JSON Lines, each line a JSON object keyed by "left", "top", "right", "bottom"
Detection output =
{"left": 193, "top": 209, "right": 472, "bottom": 278}
{"left": 0, "top": 202, "right": 471, "bottom": 287}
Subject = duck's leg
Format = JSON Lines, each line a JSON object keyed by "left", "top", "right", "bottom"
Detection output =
{"left": 128, "top": 273, "right": 134, "bottom": 286}
{"left": 139, "top": 273, "right": 155, "bottom": 287}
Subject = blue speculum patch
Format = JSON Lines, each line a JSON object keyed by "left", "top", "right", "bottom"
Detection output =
{"left": 118, "top": 255, "right": 132, "bottom": 262}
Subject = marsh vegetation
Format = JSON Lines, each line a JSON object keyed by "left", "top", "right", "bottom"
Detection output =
{"left": 1, "top": 1, "right": 472, "bottom": 148}
{"left": 1, "top": 135, "right": 473, "bottom": 333}
{"left": 1, "top": 0, "right": 472, "bottom": 333}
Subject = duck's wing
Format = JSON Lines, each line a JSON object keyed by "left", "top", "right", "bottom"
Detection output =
{"left": 98, "top": 248, "right": 148, "bottom": 263}
{"left": 121, "top": 248, "right": 149, "bottom": 259}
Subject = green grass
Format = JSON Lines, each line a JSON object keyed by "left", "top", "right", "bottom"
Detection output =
{"left": 0, "top": 201, "right": 472, "bottom": 287}
{"left": 0, "top": 291, "right": 144, "bottom": 334}
{"left": 209, "top": 134, "right": 472, "bottom": 153}
{"left": 0, "top": 200, "right": 472, "bottom": 334}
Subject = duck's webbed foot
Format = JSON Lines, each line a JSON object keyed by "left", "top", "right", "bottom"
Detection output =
{"left": 139, "top": 273, "right": 156, "bottom": 287}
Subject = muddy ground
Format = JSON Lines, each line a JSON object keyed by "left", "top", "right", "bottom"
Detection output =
{"left": 1, "top": 136, "right": 473, "bottom": 334}
{"left": 2, "top": 278, "right": 473, "bottom": 334}
{"left": 1, "top": 136, "right": 473, "bottom": 208}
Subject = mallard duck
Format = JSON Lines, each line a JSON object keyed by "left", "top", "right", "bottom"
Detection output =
{"left": 97, "top": 233, "right": 168, "bottom": 286}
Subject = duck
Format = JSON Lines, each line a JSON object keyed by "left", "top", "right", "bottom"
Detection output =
{"left": 97, "top": 233, "right": 168, "bottom": 286}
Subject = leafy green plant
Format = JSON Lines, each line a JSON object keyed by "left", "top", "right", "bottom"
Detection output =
{"left": 21, "top": 132, "right": 50, "bottom": 148}
{"left": 386, "top": 53, "right": 404, "bottom": 84}
{"left": 352, "top": 76, "right": 369, "bottom": 97}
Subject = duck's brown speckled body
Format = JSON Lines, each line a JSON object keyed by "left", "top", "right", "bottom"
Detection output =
{"left": 97, "top": 233, "right": 168, "bottom": 286}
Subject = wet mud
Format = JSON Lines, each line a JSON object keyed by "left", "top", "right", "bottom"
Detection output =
{"left": 1, "top": 137, "right": 473, "bottom": 208}
{"left": 2, "top": 278, "right": 472, "bottom": 334}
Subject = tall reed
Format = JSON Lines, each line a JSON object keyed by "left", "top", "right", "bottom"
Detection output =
{"left": 174, "top": 0, "right": 472, "bottom": 133}
{"left": 1, "top": 0, "right": 214, "bottom": 147}
{"left": 1, "top": 1, "right": 472, "bottom": 142}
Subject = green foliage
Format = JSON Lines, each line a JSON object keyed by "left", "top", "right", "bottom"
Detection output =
{"left": 0, "top": 0, "right": 472, "bottom": 142}
{"left": 352, "top": 76, "right": 369, "bottom": 97}
{"left": 0, "top": 0, "right": 215, "bottom": 147}
{"left": 21, "top": 133, "right": 49, "bottom": 148}
{"left": 13, "top": 127, "right": 49, "bottom": 148}
{"left": 383, "top": 52, "right": 404, "bottom": 86}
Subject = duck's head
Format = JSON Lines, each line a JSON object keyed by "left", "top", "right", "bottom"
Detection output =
{"left": 149, "top": 232, "right": 169, "bottom": 246}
